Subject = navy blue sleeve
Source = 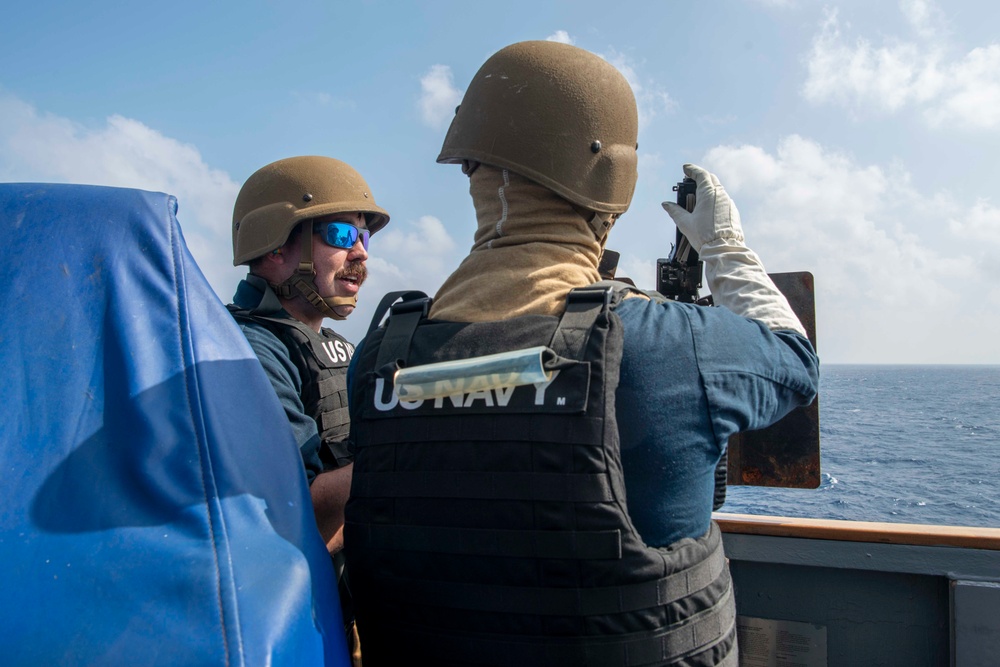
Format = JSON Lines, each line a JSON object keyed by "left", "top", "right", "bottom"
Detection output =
{"left": 614, "top": 297, "right": 819, "bottom": 547}
{"left": 689, "top": 308, "right": 819, "bottom": 441}
{"left": 238, "top": 321, "right": 324, "bottom": 483}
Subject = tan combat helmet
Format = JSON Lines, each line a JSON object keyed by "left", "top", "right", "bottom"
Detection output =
{"left": 232, "top": 155, "right": 390, "bottom": 320}
{"left": 438, "top": 40, "right": 639, "bottom": 228}
{"left": 232, "top": 155, "right": 389, "bottom": 266}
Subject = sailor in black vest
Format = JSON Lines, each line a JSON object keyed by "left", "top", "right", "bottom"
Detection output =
{"left": 344, "top": 42, "right": 819, "bottom": 666}
{"left": 227, "top": 155, "right": 390, "bottom": 662}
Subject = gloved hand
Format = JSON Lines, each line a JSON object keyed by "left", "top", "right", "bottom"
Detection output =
{"left": 661, "top": 163, "right": 806, "bottom": 336}
{"left": 661, "top": 163, "right": 743, "bottom": 251}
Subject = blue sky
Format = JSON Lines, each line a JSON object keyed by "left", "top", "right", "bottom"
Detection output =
{"left": 2, "top": 0, "right": 999, "bottom": 363}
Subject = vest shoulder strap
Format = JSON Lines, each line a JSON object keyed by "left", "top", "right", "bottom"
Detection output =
{"left": 371, "top": 291, "right": 431, "bottom": 377}
{"left": 549, "top": 284, "right": 619, "bottom": 360}
{"left": 229, "top": 307, "right": 323, "bottom": 344}
{"left": 366, "top": 290, "right": 430, "bottom": 336}
{"left": 369, "top": 283, "right": 631, "bottom": 376}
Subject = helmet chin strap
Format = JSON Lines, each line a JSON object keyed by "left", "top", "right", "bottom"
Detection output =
{"left": 588, "top": 211, "right": 617, "bottom": 241}
{"left": 271, "top": 220, "right": 356, "bottom": 321}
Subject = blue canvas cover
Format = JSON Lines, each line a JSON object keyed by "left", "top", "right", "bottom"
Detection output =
{"left": 0, "top": 184, "right": 349, "bottom": 666}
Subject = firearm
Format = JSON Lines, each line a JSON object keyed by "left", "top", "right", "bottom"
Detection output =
{"left": 601, "top": 178, "right": 820, "bottom": 494}
{"left": 655, "top": 175, "right": 821, "bottom": 496}
{"left": 656, "top": 177, "right": 710, "bottom": 305}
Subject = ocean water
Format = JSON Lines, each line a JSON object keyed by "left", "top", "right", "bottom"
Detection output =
{"left": 721, "top": 364, "right": 1000, "bottom": 528}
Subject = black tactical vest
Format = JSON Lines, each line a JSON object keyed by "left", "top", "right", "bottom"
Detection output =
{"left": 228, "top": 305, "right": 354, "bottom": 469}
{"left": 344, "top": 286, "right": 737, "bottom": 666}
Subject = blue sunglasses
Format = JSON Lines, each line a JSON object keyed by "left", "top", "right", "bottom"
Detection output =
{"left": 315, "top": 221, "right": 370, "bottom": 250}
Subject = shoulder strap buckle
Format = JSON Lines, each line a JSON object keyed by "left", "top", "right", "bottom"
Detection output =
{"left": 566, "top": 284, "right": 614, "bottom": 307}
{"left": 549, "top": 284, "right": 619, "bottom": 360}
{"left": 366, "top": 290, "right": 431, "bottom": 336}
{"left": 390, "top": 296, "right": 431, "bottom": 318}
{"left": 370, "top": 290, "right": 432, "bottom": 377}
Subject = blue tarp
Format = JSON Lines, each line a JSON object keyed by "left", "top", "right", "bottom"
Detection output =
{"left": 0, "top": 184, "right": 349, "bottom": 666}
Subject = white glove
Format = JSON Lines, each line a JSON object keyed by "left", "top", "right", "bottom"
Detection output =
{"left": 661, "top": 163, "right": 744, "bottom": 251}
{"left": 661, "top": 164, "right": 806, "bottom": 335}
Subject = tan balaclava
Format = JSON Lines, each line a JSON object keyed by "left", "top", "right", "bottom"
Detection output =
{"left": 429, "top": 165, "right": 611, "bottom": 322}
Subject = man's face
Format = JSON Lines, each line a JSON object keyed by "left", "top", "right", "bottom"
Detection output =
{"left": 281, "top": 211, "right": 369, "bottom": 319}
{"left": 312, "top": 211, "right": 369, "bottom": 318}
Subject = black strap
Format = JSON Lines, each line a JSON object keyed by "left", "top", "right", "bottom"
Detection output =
{"left": 353, "top": 524, "right": 622, "bottom": 560}
{"left": 319, "top": 406, "right": 350, "bottom": 432}
{"left": 372, "top": 293, "right": 431, "bottom": 377}
{"left": 548, "top": 280, "right": 638, "bottom": 358}
{"left": 233, "top": 310, "right": 319, "bottom": 341}
{"left": 316, "top": 375, "right": 341, "bottom": 396}
{"left": 549, "top": 286, "right": 612, "bottom": 360}
{"left": 365, "top": 289, "right": 429, "bottom": 336}
{"left": 355, "top": 413, "right": 604, "bottom": 448}
{"left": 373, "top": 546, "right": 726, "bottom": 617}
{"left": 351, "top": 471, "right": 613, "bottom": 502}
{"left": 395, "top": 585, "right": 736, "bottom": 667}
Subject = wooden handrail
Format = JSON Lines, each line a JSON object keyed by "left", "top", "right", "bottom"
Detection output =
{"left": 714, "top": 513, "right": 1000, "bottom": 551}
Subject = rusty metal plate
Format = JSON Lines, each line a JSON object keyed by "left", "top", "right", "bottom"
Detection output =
{"left": 727, "top": 271, "right": 821, "bottom": 488}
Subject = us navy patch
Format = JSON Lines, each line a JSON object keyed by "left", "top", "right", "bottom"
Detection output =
{"left": 367, "top": 361, "right": 591, "bottom": 417}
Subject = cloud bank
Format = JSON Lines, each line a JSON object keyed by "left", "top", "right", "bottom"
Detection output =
{"left": 0, "top": 90, "right": 243, "bottom": 298}
{"left": 0, "top": 90, "right": 464, "bottom": 342}
{"left": 339, "top": 214, "right": 463, "bottom": 342}
{"left": 803, "top": 4, "right": 1000, "bottom": 129}
{"left": 702, "top": 134, "right": 1000, "bottom": 363}
{"left": 419, "top": 64, "right": 463, "bottom": 130}
{"left": 545, "top": 30, "right": 574, "bottom": 45}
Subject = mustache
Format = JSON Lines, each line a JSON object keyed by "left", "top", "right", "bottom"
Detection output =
{"left": 336, "top": 262, "right": 368, "bottom": 286}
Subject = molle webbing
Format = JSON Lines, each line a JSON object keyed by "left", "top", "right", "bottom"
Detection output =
{"left": 550, "top": 285, "right": 615, "bottom": 359}
{"left": 350, "top": 470, "right": 614, "bottom": 502}
{"left": 228, "top": 307, "right": 353, "bottom": 467}
{"left": 364, "top": 546, "right": 726, "bottom": 616}
{"left": 357, "top": 524, "right": 623, "bottom": 559}
{"left": 344, "top": 285, "right": 736, "bottom": 666}
{"left": 352, "top": 413, "right": 604, "bottom": 447}
{"left": 373, "top": 293, "right": 430, "bottom": 377}
{"left": 395, "top": 589, "right": 735, "bottom": 667}
{"left": 316, "top": 375, "right": 350, "bottom": 445}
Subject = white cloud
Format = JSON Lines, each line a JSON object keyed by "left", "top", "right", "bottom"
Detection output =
{"left": 0, "top": 92, "right": 464, "bottom": 340}
{"left": 418, "top": 64, "right": 463, "bottom": 130}
{"left": 949, "top": 199, "right": 1000, "bottom": 247}
{"left": 618, "top": 256, "right": 655, "bottom": 287}
{"left": 700, "top": 135, "right": 999, "bottom": 363}
{"left": 335, "top": 215, "right": 463, "bottom": 342}
{"left": 899, "top": 0, "right": 944, "bottom": 39}
{"left": 374, "top": 214, "right": 458, "bottom": 278}
{"left": 924, "top": 45, "right": 1000, "bottom": 128}
{"left": 803, "top": 9, "right": 944, "bottom": 113}
{"left": 803, "top": 4, "right": 1000, "bottom": 129}
{"left": 0, "top": 91, "right": 242, "bottom": 299}
{"left": 0, "top": 90, "right": 463, "bottom": 346}
{"left": 600, "top": 49, "right": 677, "bottom": 129}
{"left": 546, "top": 30, "right": 574, "bottom": 45}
